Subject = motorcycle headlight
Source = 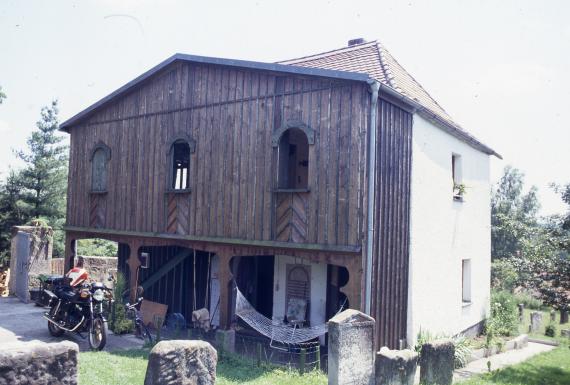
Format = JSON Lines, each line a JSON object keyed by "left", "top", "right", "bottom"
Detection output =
{"left": 93, "top": 289, "right": 105, "bottom": 302}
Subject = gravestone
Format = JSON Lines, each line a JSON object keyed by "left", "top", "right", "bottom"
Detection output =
{"left": 550, "top": 310, "right": 556, "bottom": 322}
{"left": 328, "top": 309, "right": 375, "bottom": 385}
{"left": 530, "top": 311, "right": 542, "bottom": 333}
{"left": 375, "top": 347, "right": 418, "bottom": 385}
{"left": 419, "top": 339, "right": 454, "bottom": 385}
{"left": 561, "top": 329, "right": 570, "bottom": 338}
{"left": 144, "top": 340, "right": 217, "bottom": 385}
{"left": 560, "top": 310, "right": 569, "bottom": 324}
{"left": 0, "top": 341, "right": 78, "bottom": 385}
{"left": 8, "top": 226, "right": 53, "bottom": 303}
{"left": 518, "top": 304, "right": 524, "bottom": 322}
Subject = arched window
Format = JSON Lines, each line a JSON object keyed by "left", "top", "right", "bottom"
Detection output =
{"left": 168, "top": 136, "right": 195, "bottom": 191}
{"left": 276, "top": 127, "right": 311, "bottom": 190}
{"left": 90, "top": 143, "right": 111, "bottom": 192}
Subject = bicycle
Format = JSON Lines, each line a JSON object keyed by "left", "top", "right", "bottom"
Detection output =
{"left": 125, "top": 297, "right": 153, "bottom": 344}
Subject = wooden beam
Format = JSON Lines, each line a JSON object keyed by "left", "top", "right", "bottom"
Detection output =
{"left": 140, "top": 249, "right": 192, "bottom": 291}
{"left": 63, "top": 226, "right": 361, "bottom": 254}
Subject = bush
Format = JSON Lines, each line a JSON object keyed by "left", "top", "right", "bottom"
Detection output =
{"left": 512, "top": 290, "right": 546, "bottom": 311}
{"left": 491, "top": 259, "right": 519, "bottom": 291}
{"left": 488, "top": 290, "right": 519, "bottom": 337}
{"left": 109, "top": 272, "right": 134, "bottom": 334}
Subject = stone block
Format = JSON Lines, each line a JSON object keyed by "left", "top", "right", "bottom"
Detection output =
{"left": 513, "top": 334, "right": 528, "bottom": 349}
{"left": 419, "top": 339, "right": 454, "bottom": 385}
{"left": 375, "top": 347, "right": 418, "bottom": 385}
{"left": 328, "top": 309, "right": 375, "bottom": 385}
{"left": 144, "top": 340, "right": 217, "bottom": 385}
{"left": 530, "top": 311, "right": 542, "bottom": 333}
{"left": 561, "top": 329, "right": 570, "bottom": 338}
{"left": 0, "top": 341, "right": 78, "bottom": 385}
{"left": 215, "top": 329, "right": 235, "bottom": 354}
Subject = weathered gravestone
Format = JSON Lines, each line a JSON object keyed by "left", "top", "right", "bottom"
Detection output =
{"left": 518, "top": 304, "right": 525, "bottom": 322}
{"left": 550, "top": 310, "right": 557, "bottom": 322}
{"left": 375, "top": 347, "right": 418, "bottom": 385}
{"left": 328, "top": 309, "right": 375, "bottom": 385}
{"left": 530, "top": 311, "right": 542, "bottom": 333}
{"left": 8, "top": 225, "right": 53, "bottom": 303}
{"left": 419, "top": 339, "right": 455, "bottom": 385}
{"left": 144, "top": 340, "right": 217, "bottom": 385}
{"left": 0, "top": 341, "right": 78, "bottom": 385}
{"left": 561, "top": 310, "right": 569, "bottom": 324}
{"left": 561, "top": 329, "right": 570, "bottom": 338}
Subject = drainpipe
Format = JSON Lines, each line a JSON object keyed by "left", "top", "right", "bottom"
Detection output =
{"left": 365, "top": 79, "right": 379, "bottom": 315}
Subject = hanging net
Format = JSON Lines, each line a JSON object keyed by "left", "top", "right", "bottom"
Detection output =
{"left": 234, "top": 286, "right": 327, "bottom": 344}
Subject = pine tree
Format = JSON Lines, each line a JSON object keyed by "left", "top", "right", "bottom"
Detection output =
{"left": 15, "top": 101, "right": 68, "bottom": 256}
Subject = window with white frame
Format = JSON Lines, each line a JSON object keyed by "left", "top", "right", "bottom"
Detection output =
{"left": 462, "top": 259, "right": 472, "bottom": 304}
{"left": 452, "top": 153, "right": 464, "bottom": 199}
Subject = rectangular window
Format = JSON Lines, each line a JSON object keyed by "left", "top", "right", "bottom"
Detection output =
{"left": 452, "top": 153, "right": 464, "bottom": 200}
{"left": 462, "top": 259, "right": 472, "bottom": 303}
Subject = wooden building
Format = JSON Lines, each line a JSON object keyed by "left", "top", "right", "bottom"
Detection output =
{"left": 61, "top": 39, "right": 500, "bottom": 349}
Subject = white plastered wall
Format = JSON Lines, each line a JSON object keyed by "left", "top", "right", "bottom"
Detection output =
{"left": 407, "top": 114, "right": 491, "bottom": 345}
{"left": 272, "top": 255, "right": 327, "bottom": 343}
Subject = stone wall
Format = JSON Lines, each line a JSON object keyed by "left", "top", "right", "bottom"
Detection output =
{"left": 0, "top": 341, "right": 78, "bottom": 385}
{"left": 75, "top": 255, "right": 118, "bottom": 285}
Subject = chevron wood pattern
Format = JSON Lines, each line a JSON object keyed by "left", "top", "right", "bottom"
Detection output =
{"left": 89, "top": 194, "right": 105, "bottom": 228}
{"left": 275, "top": 192, "right": 308, "bottom": 243}
{"left": 166, "top": 193, "right": 190, "bottom": 235}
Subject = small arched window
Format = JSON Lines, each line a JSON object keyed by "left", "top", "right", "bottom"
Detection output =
{"left": 277, "top": 128, "right": 310, "bottom": 189}
{"left": 168, "top": 136, "right": 195, "bottom": 191}
{"left": 90, "top": 143, "right": 111, "bottom": 192}
{"left": 273, "top": 121, "right": 314, "bottom": 191}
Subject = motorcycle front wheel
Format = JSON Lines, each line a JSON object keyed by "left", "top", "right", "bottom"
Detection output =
{"left": 88, "top": 317, "right": 108, "bottom": 351}
{"left": 47, "top": 320, "right": 65, "bottom": 337}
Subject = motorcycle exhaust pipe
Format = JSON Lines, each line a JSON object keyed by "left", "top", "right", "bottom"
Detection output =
{"left": 43, "top": 314, "right": 85, "bottom": 332}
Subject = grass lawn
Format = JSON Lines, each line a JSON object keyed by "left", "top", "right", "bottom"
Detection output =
{"left": 79, "top": 349, "right": 327, "bottom": 385}
{"left": 461, "top": 347, "right": 570, "bottom": 385}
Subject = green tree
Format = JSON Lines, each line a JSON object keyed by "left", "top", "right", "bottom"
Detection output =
{"left": 15, "top": 101, "right": 68, "bottom": 256}
{"left": 0, "top": 171, "right": 29, "bottom": 265}
{"left": 491, "top": 166, "right": 541, "bottom": 260}
{"left": 0, "top": 86, "right": 6, "bottom": 104}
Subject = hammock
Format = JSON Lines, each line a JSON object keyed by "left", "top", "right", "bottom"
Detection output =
{"left": 234, "top": 286, "right": 327, "bottom": 345}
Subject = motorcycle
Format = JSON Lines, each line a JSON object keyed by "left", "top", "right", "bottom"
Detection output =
{"left": 42, "top": 267, "right": 113, "bottom": 350}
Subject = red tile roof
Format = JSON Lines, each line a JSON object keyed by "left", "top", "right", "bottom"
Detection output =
{"left": 279, "top": 41, "right": 500, "bottom": 158}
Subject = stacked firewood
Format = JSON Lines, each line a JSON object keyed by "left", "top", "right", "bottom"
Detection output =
{"left": 0, "top": 268, "right": 8, "bottom": 296}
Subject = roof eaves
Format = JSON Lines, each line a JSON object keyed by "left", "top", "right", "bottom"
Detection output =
{"left": 377, "top": 82, "right": 501, "bottom": 158}
{"left": 60, "top": 53, "right": 370, "bottom": 131}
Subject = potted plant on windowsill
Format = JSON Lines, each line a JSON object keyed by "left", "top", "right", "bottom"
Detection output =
{"left": 453, "top": 182, "right": 467, "bottom": 201}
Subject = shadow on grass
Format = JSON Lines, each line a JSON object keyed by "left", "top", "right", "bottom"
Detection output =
{"left": 106, "top": 349, "right": 276, "bottom": 383}
{"left": 486, "top": 365, "right": 570, "bottom": 385}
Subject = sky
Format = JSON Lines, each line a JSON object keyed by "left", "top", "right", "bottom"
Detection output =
{"left": 1, "top": 0, "right": 568, "bottom": 215}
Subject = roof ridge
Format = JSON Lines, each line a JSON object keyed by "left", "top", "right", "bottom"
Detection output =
{"left": 374, "top": 41, "right": 397, "bottom": 90}
{"left": 277, "top": 40, "right": 378, "bottom": 64}
{"left": 377, "top": 42, "right": 453, "bottom": 120}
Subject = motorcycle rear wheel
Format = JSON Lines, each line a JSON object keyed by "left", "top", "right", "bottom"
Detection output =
{"left": 88, "top": 318, "right": 108, "bottom": 351}
{"left": 47, "top": 320, "right": 65, "bottom": 337}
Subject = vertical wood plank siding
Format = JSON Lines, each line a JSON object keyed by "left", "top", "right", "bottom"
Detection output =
{"left": 66, "top": 62, "right": 369, "bottom": 249}
{"left": 371, "top": 99, "right": 413, "bottom": 349}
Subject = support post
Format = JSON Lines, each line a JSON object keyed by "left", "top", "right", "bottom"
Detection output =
{"left": 127, "top": 240, "right": 142, "bottom": 303}
{"left": 64, "top": 235, "right": 76, "bottom": 272}
{"left": 217, "top": 250, "right": 233, "bottom": 330}
{"left": 340, "top": 262, "right": 363, "bottom": 311}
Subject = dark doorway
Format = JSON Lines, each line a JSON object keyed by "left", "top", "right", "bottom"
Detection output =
{"left": 234, "top": 256, "right": 275, "bottom": 319}
{"left": 325, "top": 264, "right": 349, "bottom": 320}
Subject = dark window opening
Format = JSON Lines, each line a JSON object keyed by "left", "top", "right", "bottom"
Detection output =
{"left": 91, "top": 147, "right": 109, "bottom": 192}
{"left": 277, "top": 128, "right": 309, "bottom": 189}
{"left": 171, "top": 140, "right": 190, "bottom": 190}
